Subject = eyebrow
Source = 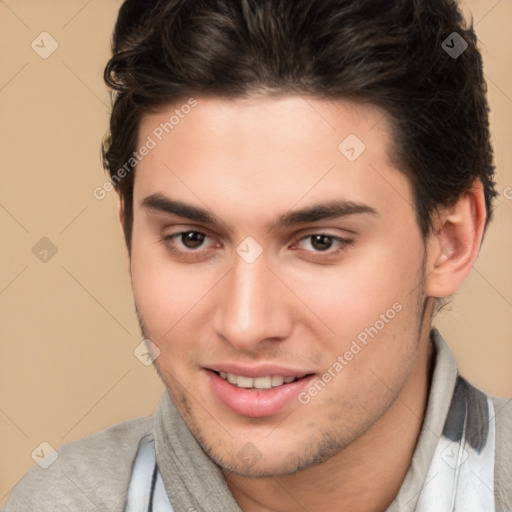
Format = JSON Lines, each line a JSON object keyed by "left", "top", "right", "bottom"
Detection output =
{"left": 141, "top": 193, "right": 378, "bottom": 231}
{"left": 271, "top": 201, "right": 378, "bottom": 230}
{"left": 142, "top": 194, "right": 231, "bottom": 230}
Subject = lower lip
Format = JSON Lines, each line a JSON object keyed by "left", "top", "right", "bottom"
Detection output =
{"left": 206, "top": 370, "right": 315, "bottom": 418}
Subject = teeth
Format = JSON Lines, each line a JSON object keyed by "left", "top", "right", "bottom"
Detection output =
{"left": 253, "top": 376, "right": 272, "bottom": 389}
{"left": 236, "top": 376, "right": 253, "bottom": 388}
{"left": 271, "top": 376, "right": 284, "bottom": 387}
{"left": 219, "top": 372, "right": 297, "bottom": 389}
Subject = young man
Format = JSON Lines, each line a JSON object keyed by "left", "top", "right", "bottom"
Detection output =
{"left": 7, "top": 0, "right": 511, "bottom": 511}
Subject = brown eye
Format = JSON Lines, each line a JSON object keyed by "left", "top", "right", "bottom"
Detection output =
{"left": 310, "top": 234, "right": 335, "bottom": 251}
{"left": 180, "top": 231, "right": 206, "bottom": 249}
{"left": 292, "top": 233, "right": 353, "bottom": 257}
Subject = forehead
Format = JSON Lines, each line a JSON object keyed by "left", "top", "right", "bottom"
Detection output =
{"left": 133, "top": 95, "right": 412, "bottom": 229}
{"left": 138, "top": 95, "right": 391, "bottom": 164}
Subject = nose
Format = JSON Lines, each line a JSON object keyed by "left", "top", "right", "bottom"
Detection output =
{"left": 212, "top": 252, "right": 293, "bottom": 352}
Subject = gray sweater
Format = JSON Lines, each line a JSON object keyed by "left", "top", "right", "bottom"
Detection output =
{"left": 5, "top": 331, "right": 512, "bottom": 511}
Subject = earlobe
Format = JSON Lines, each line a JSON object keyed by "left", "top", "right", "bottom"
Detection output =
{"left": 425, "top": 180, "right": 487, "bottom": 298}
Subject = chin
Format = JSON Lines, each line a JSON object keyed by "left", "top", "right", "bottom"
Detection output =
{"left": 204, "top": 428, "right": 350, "bottom": 478}
{"left": 215, "top": 451, "right": 306, "bottom": 478}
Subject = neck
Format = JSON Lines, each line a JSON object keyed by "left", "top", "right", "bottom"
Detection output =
{"left": 224, "top": 317, "right": 435, "bottom": 512}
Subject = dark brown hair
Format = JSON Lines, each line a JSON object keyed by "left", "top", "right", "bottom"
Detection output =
{"left": 103, "top": 0, "right": 496, "bottom": 248}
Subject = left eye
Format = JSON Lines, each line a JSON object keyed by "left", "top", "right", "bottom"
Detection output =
{"left": 176, "top": 231, "right": 208, "bottom": 249}
{"left": 296, "top": 234, "right": 352, "bottom": 253}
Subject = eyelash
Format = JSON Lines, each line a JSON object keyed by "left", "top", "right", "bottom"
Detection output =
{"left": 160, "top": 230, "right": 353, "bottom": 260}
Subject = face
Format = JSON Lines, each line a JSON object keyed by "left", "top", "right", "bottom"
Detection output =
{"left": 129, "top": 95, "right": 427, "bottom": 477}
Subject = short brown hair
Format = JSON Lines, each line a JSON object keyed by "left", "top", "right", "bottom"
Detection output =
{"left": 102, "top": 0, "right": 496, "bottom": 248}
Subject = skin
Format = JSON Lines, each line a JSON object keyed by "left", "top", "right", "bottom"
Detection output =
{"left": 125, "top": 95, "right": 486, "bottom": 512}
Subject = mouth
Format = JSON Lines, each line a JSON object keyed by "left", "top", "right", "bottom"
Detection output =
{"left": 216, "top": 371, "right": 306, "bottom": 390}
{"left": 206, "top": 368, "right": 316, "bottom": 417}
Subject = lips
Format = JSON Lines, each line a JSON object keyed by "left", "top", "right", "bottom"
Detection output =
{"left": 205, "top": 365, "right": 315, "bottom": 417}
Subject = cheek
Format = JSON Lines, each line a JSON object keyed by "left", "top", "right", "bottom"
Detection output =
{"left": 279, "top": 239, "right": 423, "bottom": 345}
{"left": 289, "top": 251, "right": 423, "bottom": 417}
{"left": 130, "top": 238, "right": 205, "bottom": 340}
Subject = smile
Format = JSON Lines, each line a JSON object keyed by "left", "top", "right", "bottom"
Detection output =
{"left": 218, "top": 372, "right": 298, "bottom": 389}
{"left": 207, "top": 369, "right": 315, "bottom": 417}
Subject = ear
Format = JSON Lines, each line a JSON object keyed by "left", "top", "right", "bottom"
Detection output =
{"left": 425, "top": 180, "right": 487, "bottom": 298}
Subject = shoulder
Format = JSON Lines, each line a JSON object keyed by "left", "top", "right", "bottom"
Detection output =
{"left": 492, "top": 393, "right": 512, "bottom": 427}
{"left": 491, "top": 394, "right": 512, "bottom": 512}
{"left": 6, "top": 415, "right": 153, "bottom": 512}
{"left": 489, "top": 393, "right": 511, "bottom": 458}
{"left": 451, "top": 379, "right": 512, "bottom": 511}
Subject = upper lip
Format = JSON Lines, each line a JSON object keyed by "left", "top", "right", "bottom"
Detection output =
{"left": 206, "top": 363, "right": 312, "bottom": 379}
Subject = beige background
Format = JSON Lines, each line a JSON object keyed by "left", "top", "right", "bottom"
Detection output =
{"left": 1, "top": 0, "right": 511, "bottom": 504}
